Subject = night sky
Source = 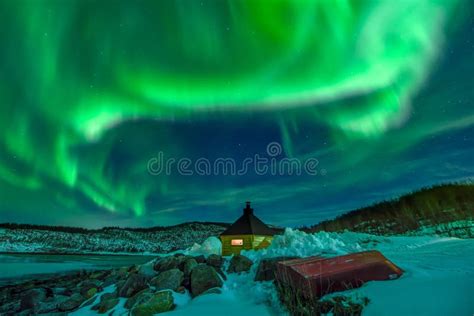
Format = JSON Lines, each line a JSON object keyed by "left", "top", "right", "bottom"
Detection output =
{"left": 0, "top": 1, "right": 473, "bottom": 228}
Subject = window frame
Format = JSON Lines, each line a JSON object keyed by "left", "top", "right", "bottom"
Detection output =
{"left": 231, "top": 239, "right": 244, "bottom": 246}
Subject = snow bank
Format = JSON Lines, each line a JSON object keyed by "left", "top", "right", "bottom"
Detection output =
{"left": 187, "top": 236, "right": 222, "bottom": 256}
{"left": 242, "top": 228, "right": 368, "bottom": 260}
{"left": 410, "top": 220, "right": 474, "bottom": 238}
{"left": 163, "top": 288, "right": 276, "bottom": 316}
{"left": 340, "top": 237, "right": 474, "bottom": 315}
{"left": 71, "top": 284, "right": 120, "bottom": 316}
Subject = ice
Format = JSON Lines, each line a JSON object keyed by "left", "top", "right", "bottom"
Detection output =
{"left": 187, "top": 236, "right": 222, "bottom": 256}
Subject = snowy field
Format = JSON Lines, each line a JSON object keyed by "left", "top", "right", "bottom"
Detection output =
{"left": 74, "top": 229, "right": 474, "bottom": 316}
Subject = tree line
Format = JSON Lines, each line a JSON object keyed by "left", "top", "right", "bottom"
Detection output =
{"left": 303, "top": 182, "right": 474, "bottom": 236}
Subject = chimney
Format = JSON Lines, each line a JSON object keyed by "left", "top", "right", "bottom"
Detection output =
{"left": 243, "top": 201, "right": 253, "bottom": 215}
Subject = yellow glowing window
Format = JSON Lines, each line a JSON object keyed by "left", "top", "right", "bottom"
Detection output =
{"left": 231, "top": 239, "right": 243, "bottom": 246}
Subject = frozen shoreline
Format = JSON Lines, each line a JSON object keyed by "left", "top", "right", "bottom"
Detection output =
{"left": 2, "top": 230, "right": 473, "bottom": 315}
{"left": 0, "top": 251, "right": 160, "bottom": 256}
{"left": 0, "top": 253, "right": 156, "bottom": 285}
{"left": 76, "top": 229, "right": 474, "bottom": 315}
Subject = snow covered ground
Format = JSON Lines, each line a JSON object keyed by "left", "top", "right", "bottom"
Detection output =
{"left": 74, "top": 229, "right": 474, "bottom": 316}
{"left": 410, "top": 220, "right": 474, "bottom": 238}
{"left": 355, "top": 235, "right": 474, "bottom": 315}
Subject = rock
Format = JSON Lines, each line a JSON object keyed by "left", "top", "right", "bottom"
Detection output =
{"left": 20, "top": 288, "right": 47, "bottom": 311}
{"left": 190, "top": 264, "right": 223, "bottom": 297}
{"left": 254, "top": 256, "right": 299, "bottom": 281}
{"left": 176, "top": 286, "right": 186, "bottom": 294}
{"left": 43, "top": 287, "right": 55, "bottom": 298}
{"left": 101, "top": 292, "right": 117, "bottom": 301}
{"left": 183, "top": 258, "right": 198, "bottom": 277}
{"left": 102, "top": 276, "right": 118, "bottom": 288}
{"left": 112, "top": 267, "right": 129, "bottom": 279}
{"left": 90, "top": 270, "right": 109, "bottom": 280}
{"left": 118, "top": 274, "right": 148, "bottom": 298}
{"left": 16, "top": 309, "right": 35, "bottom": 316}
{"left": 58, "top": 293, "right": 86, "bottom": 312}
{"left": 153, "top": 256, "right": 179, "bottom": 272}
{"left": 182, "top": 277, "right": 191, "bottom": 291}
{"left": 207, "top": 254, "right": 224, "bottom": 268}
{"left": 193, "top": 255, "right": 206, "bottom": 263}
{"left": 0, "top": 301, "right": 20, "bottom": 315}
{"left": 124, "top": 288, "right": 153, "bottom": 309}
{"left": 137, "top": 262, "right": 158, "bottom": 279}
{"left": 150, "top": 269, "right": 184, "bottom": 292}
{"left": 130, "top": 290, "right": 174, "bottom": 316}
{"left": 82, "top": 287, "right": 98, "bottom": 299}
{"left": 177, "top": 255, "right": 193, "bottom": 271}
{"left": 97, "top": 297, "right": 119, "bottom": 314}
{"left": 0, "top": 288, "right": 10, "bottom": 305}
{"left": 227, "top": 255, "right": 253, "bottom": 273}
{"left": 52, "top": 287, "right": 67, "bottom": 295}
{"left": 115, "top": 280, "right": 126, "bottom": 294}
{"left": 57, "top": 288, "right": 74, "bottom": 296}
{"left": 38, "top": 295, "right": 69, "bottom": 314}
{"left": 173, "top": 253, "right": 188, "bottom": 268}
{"left": 92, "top": 302, "right": 100, "bottom": 310}
{"left": 79, "top": 279, "right": 102, "bottom": 289}
{"left": 79, "top": 280, "right": 102, "bottom": 299}
{"left": 15, "top": 281, "right": 35, "bottom": 293}
{"left": 92, "top": 292, "right": 116, "bottom": 310}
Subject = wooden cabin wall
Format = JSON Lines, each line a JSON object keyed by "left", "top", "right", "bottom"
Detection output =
{"left": 253, "top": 235, "right": 273, "bottom": 249}
{"left": 221, "top": 235, "right": 253, "bottom": 256}
{"left": 221, "top": 234, "right": 273, "bottom": 256}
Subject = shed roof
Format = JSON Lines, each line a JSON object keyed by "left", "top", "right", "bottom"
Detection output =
{"left": 220, "top": 202, "right": 276, "bottom": 236}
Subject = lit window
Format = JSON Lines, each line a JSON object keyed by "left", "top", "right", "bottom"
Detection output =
{"left": 231, "top": 239, "right": 243, "bottom": 246}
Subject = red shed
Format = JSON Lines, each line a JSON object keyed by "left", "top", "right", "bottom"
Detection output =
{"left": 275, "top": 250, "right": 403, "bottom": 299}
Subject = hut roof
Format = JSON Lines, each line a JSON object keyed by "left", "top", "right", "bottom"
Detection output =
{"left": 220, "top": 202, "right": 276, "bottom": 236}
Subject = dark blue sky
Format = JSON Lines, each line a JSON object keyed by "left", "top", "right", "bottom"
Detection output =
{"left": 0, "top": 1, "right": 473, "bottom": 228}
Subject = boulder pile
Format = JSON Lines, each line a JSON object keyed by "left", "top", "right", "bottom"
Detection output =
{"left": 0, "top": 253, "right": 255, "bottom": 315}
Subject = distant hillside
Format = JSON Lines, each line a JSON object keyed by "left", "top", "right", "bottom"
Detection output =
{"left": 2, "top": 183, "right": 473, "bottom": 255}
{"left": 306, "top": 183, "right": 474, "bottom": 238}
{"left": 0, "top": 222, "right": 228, "bottom": 254}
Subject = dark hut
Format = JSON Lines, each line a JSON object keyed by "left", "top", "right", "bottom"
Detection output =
{"left": 220, "top": 201, "right": 275, "bottom": 256}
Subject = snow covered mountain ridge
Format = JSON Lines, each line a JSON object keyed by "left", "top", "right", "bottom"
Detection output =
{"left": 0, "top": 222, "right": 228, "bottom": 254}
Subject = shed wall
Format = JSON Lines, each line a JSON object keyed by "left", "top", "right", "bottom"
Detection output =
{"left": 221, "top": 234, "right": 273, "bottom": 256}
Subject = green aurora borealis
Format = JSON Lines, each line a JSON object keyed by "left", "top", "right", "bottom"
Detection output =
{"left": 0, "top": 0, "right": 473, "bottom": 227}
